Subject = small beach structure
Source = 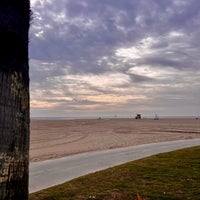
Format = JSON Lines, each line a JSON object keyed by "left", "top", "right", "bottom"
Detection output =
{"left": 135, "top": 113, "right": 142, "bottom": 119}
{"left": 154, "top": 114, "right": 159, "bottom": 120}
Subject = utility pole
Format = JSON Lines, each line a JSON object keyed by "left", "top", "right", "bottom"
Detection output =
{"left": 0, "top": 1, "right": 31, "bottom": 199}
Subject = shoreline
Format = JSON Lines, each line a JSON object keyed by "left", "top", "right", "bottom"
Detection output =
{"left": 30, "top": 116, "right": 200, "bottom": 121}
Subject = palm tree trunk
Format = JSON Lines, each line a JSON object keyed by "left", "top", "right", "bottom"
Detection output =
{"left": 0, "top": 1, "right": 30, "bottom": 199}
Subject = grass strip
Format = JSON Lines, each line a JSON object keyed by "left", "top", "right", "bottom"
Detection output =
{"left": 29, "top": 146, "right": 200, "bottom": 200}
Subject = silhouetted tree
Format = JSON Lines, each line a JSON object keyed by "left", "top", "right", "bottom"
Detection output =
{"left": 0, "top": 1, "right": 31, "bottom": 199}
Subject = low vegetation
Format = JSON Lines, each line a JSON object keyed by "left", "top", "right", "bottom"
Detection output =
{"left": 29, "top": 146, "right": 200, "bottom": 200}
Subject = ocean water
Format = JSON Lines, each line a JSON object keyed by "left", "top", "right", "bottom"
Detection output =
{"left": 31, "top": 116, "right": 121, "bottom": 120}
{"left": 31, "top": 115, "right": 198, "bottom": 120}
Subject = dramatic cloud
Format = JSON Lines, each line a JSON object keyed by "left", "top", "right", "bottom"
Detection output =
{"left": 30, "top": 0, "right": 200, "bottom": 118}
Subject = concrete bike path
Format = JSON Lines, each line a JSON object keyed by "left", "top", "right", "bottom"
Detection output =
{"left": 29, "top": 138, "right": 200, "bottom": 193}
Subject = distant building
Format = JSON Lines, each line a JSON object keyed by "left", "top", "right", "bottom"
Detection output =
{"left": 135, "top": 114, "right": 142, "bottom": 119}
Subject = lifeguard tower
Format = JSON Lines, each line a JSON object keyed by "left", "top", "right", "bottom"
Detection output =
{"left": 135, "top": 114, "right": 141, "bottom": 119}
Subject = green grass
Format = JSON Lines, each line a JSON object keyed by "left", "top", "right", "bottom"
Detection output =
{"left": 29, "top": 146, "right": 200, "bottom": 200}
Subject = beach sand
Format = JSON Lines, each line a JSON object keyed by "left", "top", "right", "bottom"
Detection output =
{"left": 30, "top": 118, "right": 200, "bottom": 163}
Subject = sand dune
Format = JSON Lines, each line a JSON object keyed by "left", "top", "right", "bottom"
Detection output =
{"left": 30, "top": 118, "right": 200, "bottom": 163}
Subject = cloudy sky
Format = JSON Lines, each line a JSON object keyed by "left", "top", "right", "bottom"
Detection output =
{"left": 29, "top": 0, "right": 200, "bottom": 118}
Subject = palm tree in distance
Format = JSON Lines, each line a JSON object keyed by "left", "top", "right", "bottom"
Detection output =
{"left": 0, "top": 1, "right": 31, "bottom": 199}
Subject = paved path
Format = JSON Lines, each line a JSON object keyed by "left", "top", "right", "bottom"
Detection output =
{"left": 29, "top": 138, "right": 200, "bottom": 193}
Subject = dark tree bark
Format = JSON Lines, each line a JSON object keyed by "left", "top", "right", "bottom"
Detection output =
{"left": 0, "top": 1, "right": 31, "bottom": 199}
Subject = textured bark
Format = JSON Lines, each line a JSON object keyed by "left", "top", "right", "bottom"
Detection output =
{"left": 0, "top": 1, "right": 30, "bottom": 199}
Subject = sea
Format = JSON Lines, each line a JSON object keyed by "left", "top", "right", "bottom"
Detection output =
{"left": 31, "top": 115, "right": 199, "bottom": 121}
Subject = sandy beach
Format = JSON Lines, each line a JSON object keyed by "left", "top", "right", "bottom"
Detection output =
{"left": 30, "top": 118, "right": 200, "bottom": 163}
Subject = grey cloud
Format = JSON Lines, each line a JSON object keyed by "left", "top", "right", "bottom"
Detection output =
{"left": 128, "top": 74, "right": 155, "bottom": 83}
{"left": 30, "top": 0, "right": 200, "bottom": 117}
{"left": 141, "top": 57, "right": 183, "bottom": 68}
{"left": 31, "top": 0, "right": 200, "bottom": 67}
{"left": 30, "top": 59, "right": 67, "bottom": 83}
{"left": 43, "top": 98, "right": 99, "bottom": 106}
